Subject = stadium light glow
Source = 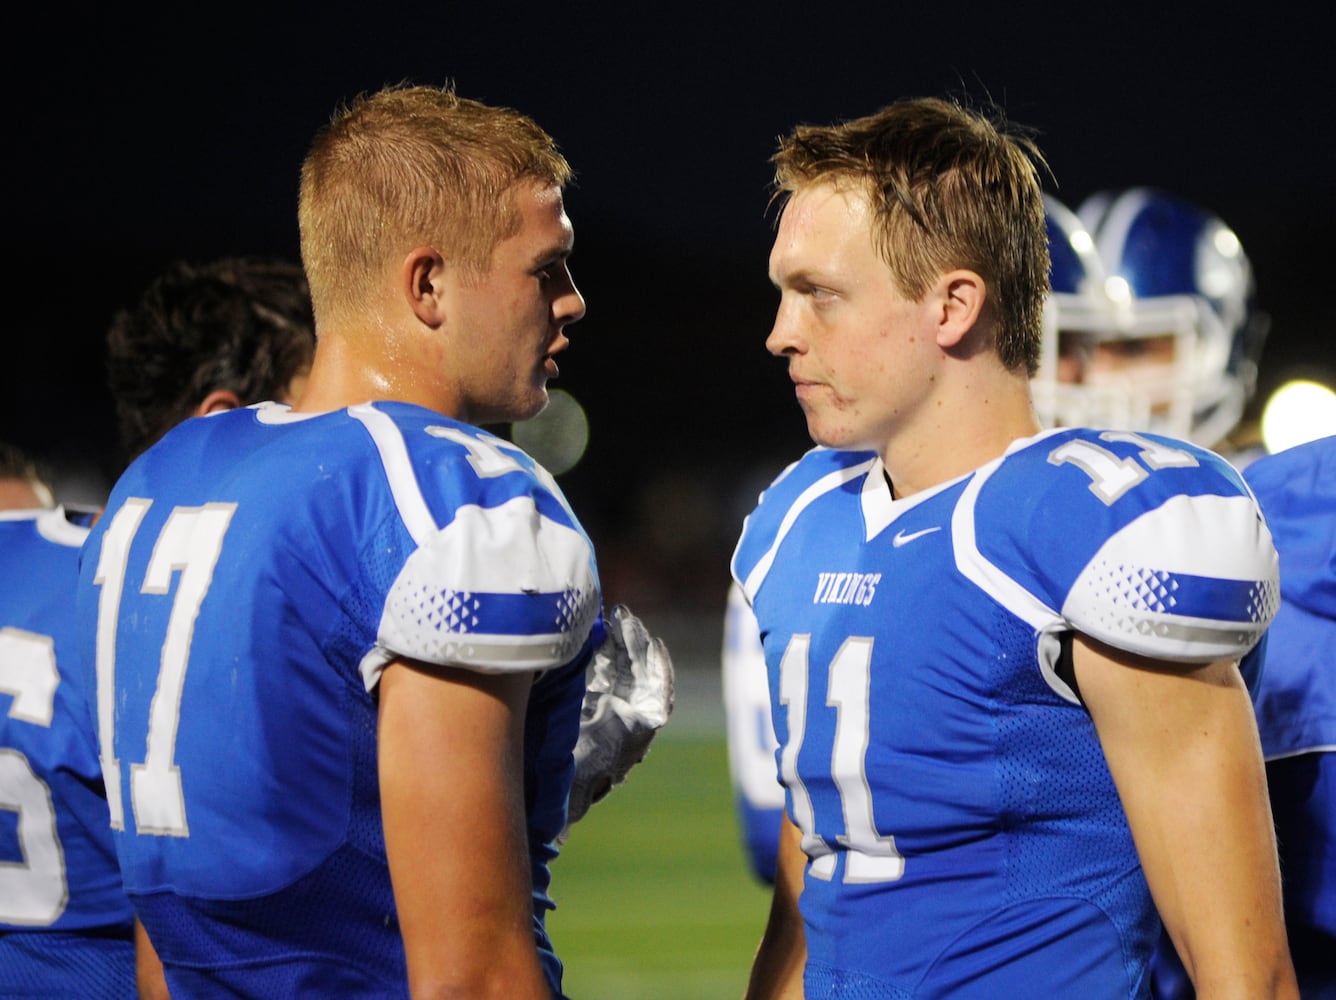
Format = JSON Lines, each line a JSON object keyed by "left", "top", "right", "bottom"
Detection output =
{"left": 510, "top": 388, "right": 590, "bottom": 475}
{"left": 1260, "top": 379, "right": 1336, "bottom": 454}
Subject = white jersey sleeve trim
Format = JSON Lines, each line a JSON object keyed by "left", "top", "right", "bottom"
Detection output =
{"left": 1062, "top": 492, "right": 1279, "bottom": 662}
{"left": 366, "top": 495, "right": 599, "bottom": 687}
{"left": 955, "top": 449, "right": 1279, "bottom": 674}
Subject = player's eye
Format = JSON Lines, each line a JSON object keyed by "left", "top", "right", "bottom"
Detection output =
{"left": 1107, "top": 339, "right": 1154, "bottom": 359}
{"left": 535, "top": 257, "right": 572, "bottom": 287}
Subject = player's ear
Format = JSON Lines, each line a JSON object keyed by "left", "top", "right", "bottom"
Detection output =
{"left": 194, "top": 389, "right": 243, "bottom": 416}
{"left": 402, "top": 246, "right": 448, "bottom": 329}
{"left": 934, "top": 269, "right": 986, "bottom": 349}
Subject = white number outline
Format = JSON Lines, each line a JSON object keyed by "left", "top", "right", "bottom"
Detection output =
{"left": 93, "top": 499, "right": 151, "bottom": 830}
{"left": 779, "top": 634, "right": 904, "bottom": 883}
{"left": 427, "top": 426, "right": 576, "bottom": 522}
{"left": 1048, "top": 431, "right": 1198, "bottom": 504}
{"left": 0, "top": 628, "right": 68, "bottom": 925}
{"left": 93, "top": 499, "right": 236, "bottom": 837}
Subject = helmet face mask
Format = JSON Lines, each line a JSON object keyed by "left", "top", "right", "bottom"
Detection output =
{"left": 1038, "top": 290, "right": 1203, "bottom": 441}
{"left": 1034, "top": 189, "right": 1264, "bottom": 449}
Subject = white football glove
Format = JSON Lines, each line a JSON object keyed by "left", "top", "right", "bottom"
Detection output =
{"left": 564, "top": 605, "right": 674, "bottom": 829}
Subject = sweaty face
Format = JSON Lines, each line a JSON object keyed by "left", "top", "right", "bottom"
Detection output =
{"left": 766, "top": 183, "right": 936, "bottom": 455}
{"left": 445, "top": 181, "right": 586, "bottom": 426}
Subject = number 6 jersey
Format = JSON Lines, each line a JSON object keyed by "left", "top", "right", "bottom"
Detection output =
{"left": 75, "top": 400, "right": 602, "bottom": 998}
{"left": 730, "top": 427, "right": 1279, "bottom": 1000}
{"left": 2, "top": 507, "right": 134, "bottom": 998}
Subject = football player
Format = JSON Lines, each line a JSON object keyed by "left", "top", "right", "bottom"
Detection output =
{"left": 1036, "top": 186, "right": 1267, "bottom": 455}
{"left": 1, "top": 447, "right": 135, "bottom": 997}
{"left": 735, "top": 99, "right": 1297, "bottom": 999}
{"left": 75, "top": 84, "right": 668, "bottom": 999}
{"left": 1052, "top": 189, "right": 1332, "bottom": 999}
{"left": 722, "top": 191, "right": 1162, "bottom": 890}
{"left": 722, "top": 577, "right": 784, "bottom": 883}
{"left": 1243, "top": 435, "right": 1336, "bottom": 999}
{"left": 1, "top": 258, "right": 316, "bottom": 999}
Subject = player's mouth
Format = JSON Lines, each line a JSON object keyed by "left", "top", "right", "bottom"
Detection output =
{"left": 792, "top": 376, "right": 824, "bottom": 399}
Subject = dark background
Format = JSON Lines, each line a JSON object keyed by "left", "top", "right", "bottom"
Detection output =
{"left": 8, "top": 3, "right": 1333, "bottom": 615}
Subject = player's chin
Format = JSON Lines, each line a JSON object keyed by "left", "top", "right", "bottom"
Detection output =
{"left": 515, "top": 385, "right": 551, "bottom": 422}
{"left": 808, "top": 422, "right": 874, "bottom": 453}
{"left": 480, "top": 385, "right": 548, "bottom": 426}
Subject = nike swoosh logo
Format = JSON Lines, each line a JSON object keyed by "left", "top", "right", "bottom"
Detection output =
{"left": 892, "top": 526, "right": 942, "bottom": 548}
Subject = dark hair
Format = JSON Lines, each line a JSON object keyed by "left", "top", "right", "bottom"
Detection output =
{"left": 106, "top": 257, "right": 315, "bottom": 459}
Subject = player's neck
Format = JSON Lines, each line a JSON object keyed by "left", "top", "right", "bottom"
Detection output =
{"left": 291, "top": 329, "right": 462, "bottom": 418}
{"left": 880, "top": 376, "right": 1039, "bottom": 500}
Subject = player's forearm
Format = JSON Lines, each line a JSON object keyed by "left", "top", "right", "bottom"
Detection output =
{"left": 1190, "top": 953, "right": 1301, "bottom": 1000}
{"left": 392, "top": 795, "right": 550, "bottom": 997}
{"left": 745, "top": 935, "right": 805, "bottom": 1000}
{"left": 406, "top": 934, "right": 550, "bottom": 1000}
{"left": 1163, "top": 822, "right": 1298, "bottom": 1000}
{"left": 135, "top": 918, "right": 172, "bottom": 1000}
{"left": 744, "top": 815, "right": 807, "bottom": 1000}
{"left": 398, "top": 862, "right": 547, "bottom": 998}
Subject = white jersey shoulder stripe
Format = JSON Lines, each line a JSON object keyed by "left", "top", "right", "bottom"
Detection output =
{"left": 349, "top": 403, "right": 439, "bottom": 547}
{"left": 952, "top": 455, "right": 1061, "bottom": 631}
{"left": 953, "top": 454, "right": 1077, "bottom": 703}
{"left": 740, "top": 457, "right": 877, "bottom": 603}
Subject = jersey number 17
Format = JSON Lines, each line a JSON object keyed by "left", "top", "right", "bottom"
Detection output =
{"left": 91, "top": 499, "right": 236, "bottom": 838}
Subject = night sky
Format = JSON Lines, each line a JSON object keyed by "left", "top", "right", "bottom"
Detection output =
{"left": 9, "top": 3, "right": 1333, "bottom": 611}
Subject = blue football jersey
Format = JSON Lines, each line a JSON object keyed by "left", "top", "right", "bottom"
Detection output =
{"left": 1, "top": 507, "right": 135, "bottom": 998}
{"left": 722, "top": 579, "right": 784, "bottom": 884}
{"left": 732, "top": 428, "right": 1278, "bottom": 1000}
{"left": 1245, "top": 435, "right": 1335, "bottom": 997}
{"left": 75, "top": 401, "right": 601, "bottom": 998}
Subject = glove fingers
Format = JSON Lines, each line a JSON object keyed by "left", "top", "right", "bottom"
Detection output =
{"left": 622, "top": 638, "right": 673, "bottom": 724}
{"left": 649, "top": 638, "right": 674, "bottom": 710}
{"left": 614, "top": 604, "right": 652, "bottom": 658}
{"left": 610, "top": 605, "right": 652, "bottom": 701}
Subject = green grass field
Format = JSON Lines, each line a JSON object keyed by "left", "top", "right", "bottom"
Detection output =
{"left": 548, "top": 723, "right": 772, "bottom": 999}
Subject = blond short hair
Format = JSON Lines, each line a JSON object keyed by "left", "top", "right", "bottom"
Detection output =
{"left": 298, "top": 83, "right": 572, "bottom": 327}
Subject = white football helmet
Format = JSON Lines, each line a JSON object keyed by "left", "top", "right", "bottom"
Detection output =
{"left": 1035, "top": 188, "right": 1266, "bottom": 448}
{"left": 1032, "top": 194, "right": 1121, "bottom": 431}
